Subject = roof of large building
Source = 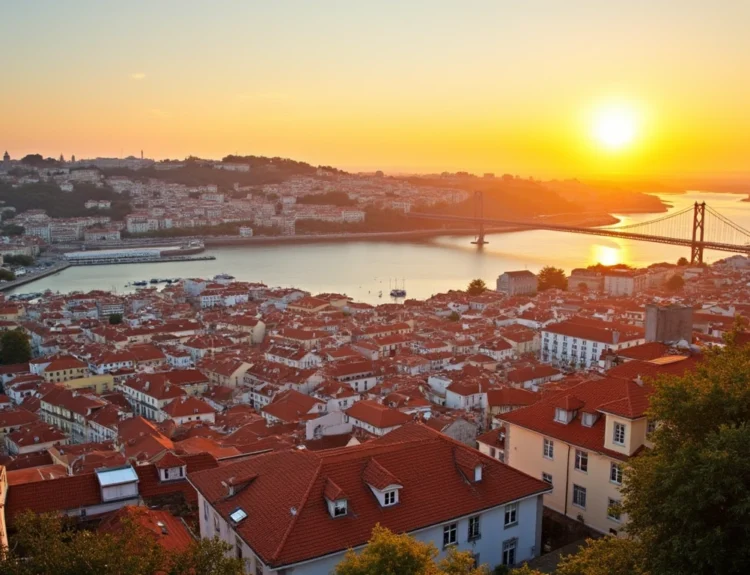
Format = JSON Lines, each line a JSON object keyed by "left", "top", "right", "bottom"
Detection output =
{"left": 344, "top": 399, "right": 411, "bottom": 429}
{"left": 189, "top": 423, "right": 549, "bottom": 569}
{"left": 500, "top": 376, "right": 654, "bottom": 458}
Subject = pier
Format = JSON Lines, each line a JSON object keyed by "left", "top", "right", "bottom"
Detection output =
{"left": 0, "top": 262, "right": 71, "bottom": 292}
{"left": 66, "top": 254, "right": 216, "bottom": 266}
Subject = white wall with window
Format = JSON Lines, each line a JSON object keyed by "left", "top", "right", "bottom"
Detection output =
{"left": 195, "top": 491, "right": 546, "bottom": 574}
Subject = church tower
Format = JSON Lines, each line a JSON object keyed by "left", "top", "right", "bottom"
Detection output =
{"left": 2, "top": 151, "right": 9, "bottom": 171}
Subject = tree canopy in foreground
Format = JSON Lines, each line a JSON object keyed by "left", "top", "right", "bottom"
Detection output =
{"left": 333, "top": 524, "right": 488, "bottom": 575}
{"left": 618, "top": 330, "right": 750, "bottom": 575}
{"left": 1, "top": 512, "right": 244, "bottom": 575}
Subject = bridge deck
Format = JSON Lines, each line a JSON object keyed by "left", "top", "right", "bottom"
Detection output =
{"left": 409, "top": 212, "right": 750, "bottom": 255}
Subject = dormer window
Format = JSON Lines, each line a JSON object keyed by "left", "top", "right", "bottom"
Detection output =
{"left": 581, "top": 412, "right": 598, "bottom": 427}
{"left": 332, "top": 499, "right": 348, "bottom": 517}
{"left": 474, "top": 464, "right": 483, "bottom": 483}
{"left": 554, "top": 408, "right": 574, "bottom": 424}
{"left": 384, "top": 490, "right": 398, "bottom": 506}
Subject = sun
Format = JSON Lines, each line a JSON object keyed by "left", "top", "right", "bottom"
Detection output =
{"left": 592, "top": 105, "right": 638, "bottom": 150}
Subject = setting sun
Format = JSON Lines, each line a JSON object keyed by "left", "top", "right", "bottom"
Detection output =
{"left": 592, "top": 105, "right": 638, "bottom": 151}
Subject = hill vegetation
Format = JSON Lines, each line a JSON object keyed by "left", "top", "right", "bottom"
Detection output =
{"left": 0, "top": 183, "right": 131, "bottom": 220}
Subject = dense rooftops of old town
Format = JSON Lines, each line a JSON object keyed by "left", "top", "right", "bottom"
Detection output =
{"left": 0, "top": 253, "right": 748, "bottom": 558}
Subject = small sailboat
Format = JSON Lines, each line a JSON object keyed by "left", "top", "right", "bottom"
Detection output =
{"left": 390, "top": 278, "right": 407, "bottom": 298}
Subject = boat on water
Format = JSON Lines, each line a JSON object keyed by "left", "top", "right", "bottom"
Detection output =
{"left": 149, "top": 278, "right": 160, "bottom": 284}
{"left": 133, "top": 280, "right": 147, "bottom": 287}
{"left": 389, "top": 278, "right": 407, "bottom": 298}
{"left": 214, "top": 273, "right": 235, "bottom": 281}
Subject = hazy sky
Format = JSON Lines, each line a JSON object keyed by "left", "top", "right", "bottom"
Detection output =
{"left": 2, "top": 1, "right": 750, "bottom": 178}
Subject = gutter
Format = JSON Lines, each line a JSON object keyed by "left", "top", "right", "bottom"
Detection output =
{"left": 564, "top": 443, "right": 571, "bottom": 517}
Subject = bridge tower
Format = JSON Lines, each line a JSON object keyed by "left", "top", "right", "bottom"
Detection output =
{"left": 471, "top": 190, "right": 488, "bottom": 246}
{"left": 691, "top": 201, "right": 706, "bottom": 264}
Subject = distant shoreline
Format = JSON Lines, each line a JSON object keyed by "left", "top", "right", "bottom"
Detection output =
{"left": 77, "top": 213, "right": 623, "bottom": 251}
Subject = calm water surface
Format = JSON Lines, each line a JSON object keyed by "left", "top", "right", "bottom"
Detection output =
{"left": 11, "top": 192, "right": 749, "bottom": 305}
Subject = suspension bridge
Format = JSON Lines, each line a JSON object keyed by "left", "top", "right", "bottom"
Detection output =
{"left": 409, "top": 192, "right": 750, "bottom": 264}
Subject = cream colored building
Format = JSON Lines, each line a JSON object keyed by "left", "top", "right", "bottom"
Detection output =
{"left": 499, "top": 376, "right": 656, "bottom": 536}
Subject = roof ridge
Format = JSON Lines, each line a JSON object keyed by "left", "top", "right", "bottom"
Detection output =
{"left": 271, "top": 456, "right": 323, "bottom": 562}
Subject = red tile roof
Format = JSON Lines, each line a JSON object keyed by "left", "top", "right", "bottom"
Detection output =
{"left": 345, "top": 400, "right": 411, "bottom": 429}
{"left": 189, "top": 423, "right": 549, "bottom": 570}
{"left": 362, "top": 457, "right": 401, "bottom": 490}
{"left": 500, "top": 377, "right": 654, "bottom": 459}
{"left": 543, "top": 318, "right": 644, "bottom": 344}
{"left": 98, "top": 506, "right": 194, "bottom": 552}
{"left": 5, "top": 472, "right": 102, "bottom": 523}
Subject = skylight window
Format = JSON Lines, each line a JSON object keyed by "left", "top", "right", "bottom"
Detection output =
{"left": 229, "top": 507, "right": 248, "bottom": 524}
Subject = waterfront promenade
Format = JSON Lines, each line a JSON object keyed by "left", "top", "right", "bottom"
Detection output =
{"left": 0, "top": 262, "right": 71, "bottom": 292}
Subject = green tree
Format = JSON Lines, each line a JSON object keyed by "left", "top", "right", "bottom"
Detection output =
{"left": 556, "top": 537, "right": 646, "bottom": 575}
{"left": 0, "top": 269, "right": 16, "bottom": 281}
{"left": 165, "top": 536, "right": 245, "bottom": 575}
{"left": 2, "top": 511, "right": 244, "bottom": 575}
{"left": 619, "top": 335, "right": 750, "bottom": 575}
{"left": 467, "top": 278, "right": 488, "bottom": 295}
{"left": 665, "top": 274, "right": 684, "bottom": 292}
{"left": 677, "top": 256, "right": 689, "bottom": 266}
{"left": 0, "top": 330, "right": 31, "bottom": 364}
{"left": 537, "top": 266, "right": 567, "bottom": 291}
{"left": 448, "top": 311, "right": 461, "bottom": 322}
{"left": 108, "top": 313, "right": 123, "bottom": 325}
{"left": 334, "top": 525, "right": 487, "bottom": 575}
{"left": 2, "top": 254, "right": 34, "bottom": 266}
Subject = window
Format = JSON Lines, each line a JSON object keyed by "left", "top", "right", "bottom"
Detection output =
{"left": 575, "top": 450, "right": 588, "bottom": 473}
{"left": 610, "top": 462, "right": 623, "bottom": 485}
{"left": 504, "top": 502, "right": 518, "bottom": 527}
{"left": 468, "top": 516, "right": 481, "bottom": 541}
{"left": 542, "top": 472, "right": 553, "bottom": 486}
{"left": 647, "top": 420, "right": 657, "bottom": 434}
{"left": 203, "top": 500, "right": 209, "bottom": 521}
{"left": 384, "top": 490, "right": 397, "bottom": 506}
{"left": 573, "top": 484, "right": 587, "bottom": 509}
{"left": 443, "top": 523, "right": 457, "bottom": 547}
{"left": 543, "top": 438, "right": 554, "bottom": 459}
{"left": 613, "top": 422, "right": 626, "bottom": 445}
{"left": 490, "top": 447, "right": 496, "bottom": 458}
{"left": 333, "top": 500, "right": 347, "bottom": 517}
{"left": 235, "top": 535, "right": 244, "bottom": 560}
{"left": 502, "top": 538, "right": 518, "bottom": 566}
{"left": 581, "top": 412, "right": 597, "bottom": 427}
{"left": 213, "top": 513, "right": 221, "bottom": 534}
{"left": 608, "top": 498, "right": 622, "bottom": 522}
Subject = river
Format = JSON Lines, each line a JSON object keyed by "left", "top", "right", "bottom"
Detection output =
{"left": 9, "top": 191, "right": 749, "bottom": 305}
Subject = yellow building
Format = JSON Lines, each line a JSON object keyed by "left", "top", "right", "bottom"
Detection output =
{"left": 30, "top": 356, "right": 89, "bottom": 383}
{"left": 499, "top": 376, "right": 656, "bottom": 536}
{"left": 64, "top": 374, "right": 115, "bottom": 394}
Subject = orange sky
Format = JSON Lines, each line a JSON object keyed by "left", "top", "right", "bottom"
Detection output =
{"left": 2, "top": 1, "right": 750, "bottom": 179}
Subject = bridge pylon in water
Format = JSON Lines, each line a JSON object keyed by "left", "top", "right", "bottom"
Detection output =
{"left": 691, "top": 201, "right": 706, "bottom": 264}
{"left": 471, "top": 190, "right": 488, "bottom": 246}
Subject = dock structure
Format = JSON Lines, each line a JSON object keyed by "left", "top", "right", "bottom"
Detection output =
{"left": 0, "top": 263, "right": 71, "bottom": 292}
{"left": 66, "top": 254, "right": 216, "bottom": 266}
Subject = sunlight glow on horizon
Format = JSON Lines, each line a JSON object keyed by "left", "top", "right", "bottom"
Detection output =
{"left": 592, "top": 104, "right": 639, "bottom": 151}
{"left": 2, "top": 1, "right": 750, "bottom": 179}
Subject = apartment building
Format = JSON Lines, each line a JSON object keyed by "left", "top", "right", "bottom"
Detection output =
{"left": 541, "top": 319, "right": 646, "bottom": 369}
{"left": 189, "top": 423, "right": 550, "bottom": 574}
{"left": 498, "top": 373, "right": 670, "bottom": 535}
{"left": 496, "top": 271, "right": 538, "bottom": 296}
